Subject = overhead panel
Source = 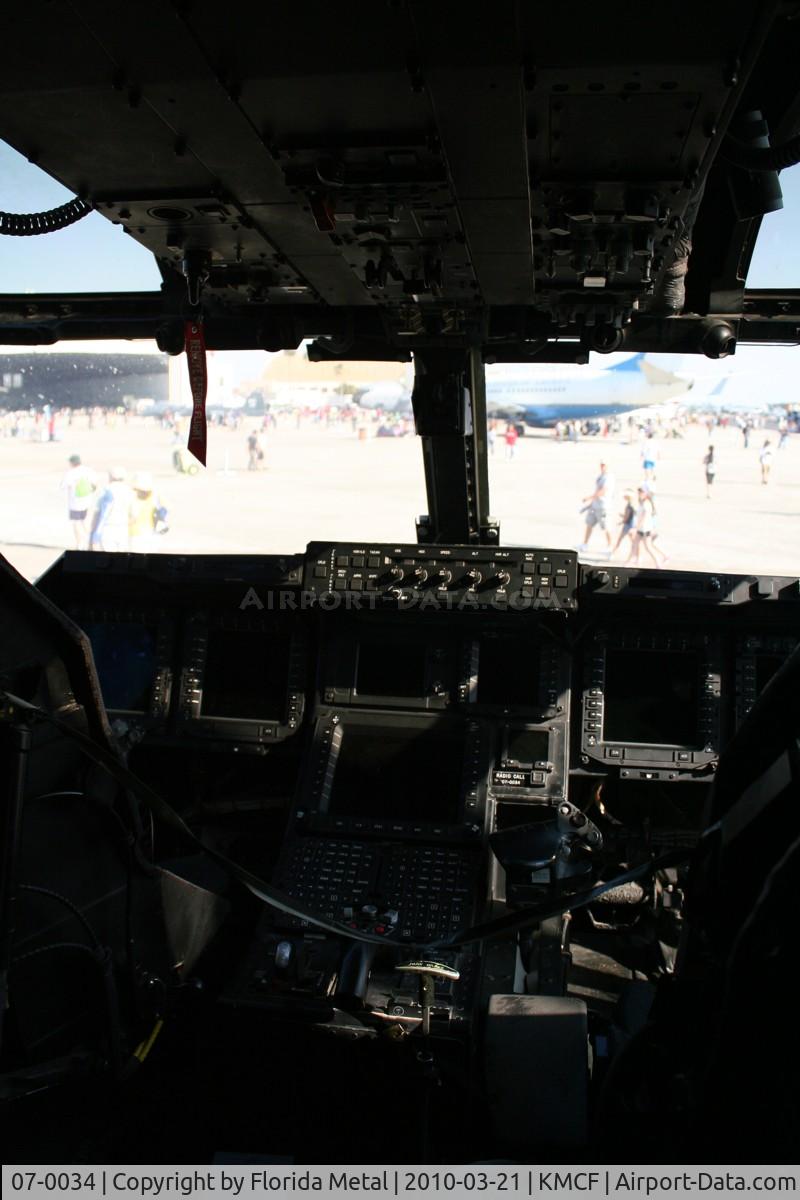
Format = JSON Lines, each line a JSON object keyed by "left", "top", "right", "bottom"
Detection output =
{"left": 410, "top": 2, "right": 534, "bottom": 307}
{"left": 517, "top": 0, "right": 779, "bottom": 332}
{"left": 1, "top": 0, "right": 797, "bottom": 356}
{"left": 238, "top": 55, "right": 471, "bottom": 321}
{"left": 185, "top": 1, "right": 451, "bottom": 315}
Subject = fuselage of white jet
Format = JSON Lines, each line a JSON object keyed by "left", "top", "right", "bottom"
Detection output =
{"left": 485, "top": 354, "right": 693, "bottom": 427}
{"left": 358, "top": 354, "right": 694, "bottom": 426}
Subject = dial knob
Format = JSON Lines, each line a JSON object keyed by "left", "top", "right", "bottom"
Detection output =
{"left": 406, "top": 565, "right": 429, "bottom": 586}
{"left": 486, "top": 569, "right": 511, "bottom": 588}
{"left": 429, "top": 567, "right": 453, "bottom": 587}
{"left": 379, "top": 565, "right": 404, "bottom": 585}
{"left": 462, "top": 567, "right": 482, "bottom": 587}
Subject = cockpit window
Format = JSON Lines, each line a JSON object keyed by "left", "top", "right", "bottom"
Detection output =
{"left": 0, "top": 150, "right": 798, "bottom": 582}
{"left": 0, "top": 139, "right": 161, "bottom": 292}
{"left": 0, "top": 344, "right": 428, "bottom": 579}
{"left": 746, "top": 163, "right": 800, "bottom": 286}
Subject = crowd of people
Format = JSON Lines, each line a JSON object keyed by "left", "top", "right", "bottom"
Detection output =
{"left": 0, "top": 394, "right": 793, "bottom": 566}
{"left": 577, "top": 459, "right": 669, "bottom": 566}
{"left": 1, "top": 404, "right": 132, "bottom": 441}
{"left": 61, "top": 453, "right": 167, "bottom": 552}
{"left": 573, "top": 410, "right": 792, "bottom": 567}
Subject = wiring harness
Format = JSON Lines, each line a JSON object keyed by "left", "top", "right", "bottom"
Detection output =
{"left": 0, "top": 197, "right": 93, "bottom": 236}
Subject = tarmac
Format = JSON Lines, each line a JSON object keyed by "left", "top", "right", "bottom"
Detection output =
{"left": 1, "top": 414, "right": 798, "bottom": 584}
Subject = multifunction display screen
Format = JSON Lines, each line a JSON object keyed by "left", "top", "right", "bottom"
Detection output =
{"left": 505, "top": 727, "right": 550, "bottom": 766}
{"left": 200, "top": 627, "right": 290, "bottom": 721}
{"left": 355, "top": 631, "right": 429, "bottom": 698}
{"left": 83, "top": 622, "right": 157, "bottom": 713}
{"left": 477, "top": 636, "right": 540, "bottom": 708}
{"left": 603, "top": 649, "right": 699, "bottom": 746}
{"left": 329, "top": 722, "right": 464, "bottom": 823}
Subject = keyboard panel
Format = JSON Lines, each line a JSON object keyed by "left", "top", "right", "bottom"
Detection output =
{"left": 275, "top": 836, "right": 480, "bottom": 942}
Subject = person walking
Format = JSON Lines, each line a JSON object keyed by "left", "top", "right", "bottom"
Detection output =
{"left": 703, "top": 444, "right": 716, "bottom": 499}
{"left": 60, "top": 453, "right": 97, "bottom": 549}
{"left": 578, "top": 461, "right": 615, "bottom": 555}
{"left": 129, "top": 472, "right": 162, "bottom": 552}
{"left": 647, "top": 492, "right": 670, "bottom": 566}
{"left": 626, "top": 487, "right": 662, "bottom": 567}
{"left": 89, "top": 467, "right": 134, "bottom": 551}
{"left": 611, "top": 492, "right": 637, "bottom": 557}
{"left": 504, "top": 423, "right": 518, "bottom": 460}
{"left": 759, "top": 439, "right": 773, "bottom": 485}
{"left": 247, "top": 428, "right": 264, "bottom": 470}
{"left": 640, "top": 438, "right": 658, "bottom": 484}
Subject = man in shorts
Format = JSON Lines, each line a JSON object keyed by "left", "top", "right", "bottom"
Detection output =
{"left": 60, "top": 453, "right": 96, "bottom": 548}
{"left": 578, "top": 461, "right": 615, "bottom": 555}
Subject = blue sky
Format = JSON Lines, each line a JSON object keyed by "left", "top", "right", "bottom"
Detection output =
{"left": 0, "top": 139, "right": 797, "bottom": 401}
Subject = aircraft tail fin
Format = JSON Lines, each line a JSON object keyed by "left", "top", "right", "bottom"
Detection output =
{"left": 708, "top": 377, "right": 729, "bottom": 398}
{"left": 639, "top": 358, "right": 684, "bottom": 386}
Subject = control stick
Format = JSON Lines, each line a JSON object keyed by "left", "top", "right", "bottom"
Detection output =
{"left": 396, "top": 959, "right": 460, "bottom": 1036}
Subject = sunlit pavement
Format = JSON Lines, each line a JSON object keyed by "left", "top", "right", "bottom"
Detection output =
{"left": 1, "top": 415, "right": 798, "bottom": 583}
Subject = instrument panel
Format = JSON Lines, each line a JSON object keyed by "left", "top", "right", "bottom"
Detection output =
{"left": 41, "top": 545, "right": 799, "bottom": 788}
{"left": 34, "top": 543, "right": 800, "bottom": 984}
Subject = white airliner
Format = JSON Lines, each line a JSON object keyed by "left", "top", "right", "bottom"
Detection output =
{"left": 357, "top": 354, "right": 695, "bottom": 428}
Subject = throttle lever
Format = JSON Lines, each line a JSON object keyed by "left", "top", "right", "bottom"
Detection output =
{"left": 396, "top": 960, "right": 460, "bottom": 1036}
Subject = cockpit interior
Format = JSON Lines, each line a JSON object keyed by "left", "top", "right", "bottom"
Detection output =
{"left": 1, "top": 0, "right": 800, "bottom": 1165}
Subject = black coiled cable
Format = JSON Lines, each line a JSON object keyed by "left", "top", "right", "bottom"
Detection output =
{"left": 0, "top": 197, "right": 93, "bottom": 236}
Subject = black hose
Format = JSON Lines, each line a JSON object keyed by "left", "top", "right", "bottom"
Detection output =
{"left": 12, "top": 941, "right": 101, "bottom": 967}
{"left": 101, "top": 805, "right": 140, "bottom": 987}
{"left": 720, "top": 132, "right": 800, "bottom": 172}
{"left": 0, "top": 198, "right": 93, "bottom": 236}
{"left": 11, "top": 941, "right": 124, "bottom": 1076}
{"left": 18, "top": 884, "right": 101, "bottom": 949}
{"left": 31, "top": 789, "right": 151, "bottom": 987}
